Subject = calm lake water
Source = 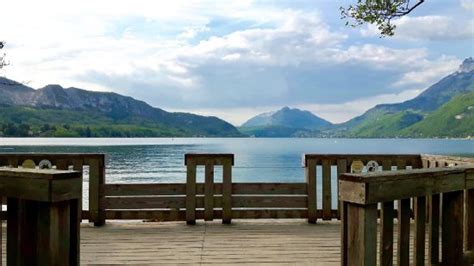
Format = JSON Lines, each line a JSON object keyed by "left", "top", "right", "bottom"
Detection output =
{"left": 1, "top": 138, "right": 473, "bottom": 208}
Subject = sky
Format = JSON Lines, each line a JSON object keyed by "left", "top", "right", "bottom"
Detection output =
{"left": 0, "top": 0, "right": 473, "bottom": 125}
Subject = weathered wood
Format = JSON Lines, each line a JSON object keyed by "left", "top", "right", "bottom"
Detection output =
{"left": 428, "top": 194, "right": 440, "bottom": 265}
{"left": 231, "top": 209, "right": 310, "bottom": 219}
{"left": 186, "top": 160, "right": 197, "bottom": 225}
{"left": 421, "top": 158, "right": 429, "bottom": 168}
{"left": 106, "top": 210, "right": 186, "bottom": 221}
{"left": 421, "top": 154, "right": 474, "bottom": 166}
{"left": 397, "top": 198, "right": 410, "bottom": 266}
{"left": 379, "top": 201, "right": 394, "bottom": 266}
{"left": 303, "top": 154, "right": 421, "bottom": 166}
{"left": 305, "top": 159, "right": 317, "bottom": 223}
{"left": 105, "top": 196, "right": 186, "bottom": 209}
{"left": 340, "top": 168, "right": 467, "bottom": 204}
{"left": 232, "top": 195, "right": 307, "bottom": 208}
{"left": 69, "top": 198, "right": 81, "bottom": 266}
{"left": 79, "top": 219, "right": 343, "bottom": 265}
{"left": 222, "top": 162, "right": 232, "bottom": 224}
{"left": 232, "top": 183, "right": 307, "bottom": 195}
{"left": 466, "top": 189, "right": 474, "bottom": 255}
{"left": 105, "top": 183, "right": 187, "bottom": 196}
{"left": 7, "top": 198, "right": 22, "bottom": 265}
{"left": 382, "top": 160, "right": 391, "bottom": 171}
{"left": 102, "top": 208, "right": 339, "bottom": 220}
{"left": 184, "top": 154, "right": 234, "bottom": 166}
{"left": 346, "top": 203, "right": 377, "bottom": 266}
{"left": 337, "top": 159, "right": 348, "bottom": 219}
{"left": 341, "top": 201, "right": 348, "bottom": 266}
{"left": 56, "top": 159, "right": 68, "bottom": 170}
{"left": 89, "top": 158, "right": 105, "bottom": 226}
{"left": 380, "top": 158, "right": 393, "bottom": 266}
{"left": 0, "top": 168, "right": 81, "bottom": 202}
{"left": 7, "top": 158, "right": 18, "bottom": 168}
{"left": 442, "top": 191, "right": 464, "bottom": 265}
{"left": 413, "top": 196, "right": 426, "bottom": 266}
{"left": 396, "top": 159, "right": 406, "bottom": 170}
{"left": 3, "top": 168, "right": 81, "bottom": 266}
{"left": 36, "top": 201, "right": 71, "bottom": 266}
{"left": 204, "top": 161, "right": 214, "bottom": 221}
{"left": 322, "top": 160, "right": 332, "bottom": 220}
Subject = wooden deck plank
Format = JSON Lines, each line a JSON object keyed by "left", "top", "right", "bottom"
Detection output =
{"left": 1, "top": 220, "right": 439, "bottom": 265}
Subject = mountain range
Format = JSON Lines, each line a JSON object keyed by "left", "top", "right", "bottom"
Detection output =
{"left": 241, "top": 57, "right": 474, "bottom": 138}
{"left": 0, "top": 57, "right": 472, "bottom": 138}
{"left": 0, "top": 78, "right": 242, "bottom": 137}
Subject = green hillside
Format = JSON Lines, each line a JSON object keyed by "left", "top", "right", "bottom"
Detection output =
{"left": 400, "top": 92, "right": 474, "bottom": 138}
{"left": 0, "top": 106, "right": 234, "bottom": 137}
{"left": 348, "top": 110, "right": 424, "bottom": 138}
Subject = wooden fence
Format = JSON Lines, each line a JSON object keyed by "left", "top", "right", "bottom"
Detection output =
{"left": 340, "top": 166, "right": 474, "bottom": 265}
{"left": 1, "top": 153, "right": 473, "bottom": 227}
{"left": 0, "top": 153, "right": 105, "bottom": 226}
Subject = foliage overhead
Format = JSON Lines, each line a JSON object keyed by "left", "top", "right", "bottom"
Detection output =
{"left": 340, "top": 0, "right": 425, "bottom": 36}
{"left": 0, "top": 41, "right": 6, "bottom": 69}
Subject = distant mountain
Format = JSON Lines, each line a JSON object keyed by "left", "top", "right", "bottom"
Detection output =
{"left": 240, "top": 107, "right": 332, "bottom": 137}
{"left": 0, "top": 77, "right": 243, "bottom": 137}
{"left": 242, "top": 106, "right": 331, "bottom": 129}
{"left": 337, "top": 57, "right": 474, "bottom": 138}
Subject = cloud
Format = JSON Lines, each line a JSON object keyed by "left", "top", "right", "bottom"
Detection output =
{"left": 175, "top": 88, "right": 423, "bottom": 125}
{"left": 394, "top": 56, "right": 460, "bottom": 87}
{"left": 0, "top": 0, "right": 471, "bottom": 124}
{"left": 361, "top": 16, "right": 474, "bottom": 41}
{"left": 461, "top": 0, "right": 474, "bottom": 10}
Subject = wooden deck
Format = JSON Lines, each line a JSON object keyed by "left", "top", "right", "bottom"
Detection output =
{"left": 0, "top": 219, "right": 449, "bottom": 265}
{"left": 80, "top": 220, "right": 340, "bottom": 265}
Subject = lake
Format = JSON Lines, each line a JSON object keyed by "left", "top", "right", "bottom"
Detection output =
{"left": 1, "top": 138, "right": 473, "bottom": 208}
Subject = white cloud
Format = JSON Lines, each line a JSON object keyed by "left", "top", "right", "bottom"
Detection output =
{"left": 0, "top": 0, "right": 470, "bottom": 124}
{"left": 330, "top": 44, "right": 428, "bottom": 69}
{"left": 394, "top": 56, "right": 460, "bottom": 87}
{"left": 361, "top": 16, "right": 474, "bottom": 41}
{"left": 461, "top": 0, "right": 474, "bottom": 10}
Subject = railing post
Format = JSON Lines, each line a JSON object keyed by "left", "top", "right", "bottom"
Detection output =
{"left": 222, "top": 159, "right": 233, "bottom": 224}
{"left": 442, "top": 191, "right": 464, "bottom": 265}
{"left": 341, "top": 201, "right": 348, "bottom": 266}
{"left": 337, "top": 159, "right": 348, "bottom": 219}
{"left": 379, "top": 201, "right": 394, "bottom": 266}
{"left": 322, "top": 160, "right": 332, "bottom": 220}
{"left": 304, "top": 157, "right": 317, "bottom": 224}
{"left": 204, "top": 160, "right": 214, "bottom": 221}
{"left": 429, "top": 194, "right": 440, "bottom": 264}
{"left": 466, "top": 168, "right": 474, "bottom": 263}
{"left": 89, "top": 156, "right": 106, "bottom": 226}
{"left": 345, "top": 202, "right": 377, "bottom": 266}
{"left": 397, "top": 198, "right": 411, "bottom": 266}
{"left": 413, "top": 196, "right": 426, "bottom": 266}
{"left": 185, "top": 158, "right": 197, "bottom": 225}
{"left": 1, "top": 168, "right": 82, "bottom": 265}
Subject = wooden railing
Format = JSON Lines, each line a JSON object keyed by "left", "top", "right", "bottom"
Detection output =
{"left": 303, "top": 154, "right": 422, "bottom": 222}
{"left": 0, "top": 168, "right": 82, "bottom": 265}
{"left": 0, "top": 153, "right": 106, "bottom": 226}
{"left": 1, "top": 152, "right": 473, "bottom": 228}
{"left": 339, "top": 166, "right": 474, "bottom": 265}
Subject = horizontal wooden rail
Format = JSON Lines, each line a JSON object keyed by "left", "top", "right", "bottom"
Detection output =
{"left": 104, "top": 183, "right": 307, "bottom": 196}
